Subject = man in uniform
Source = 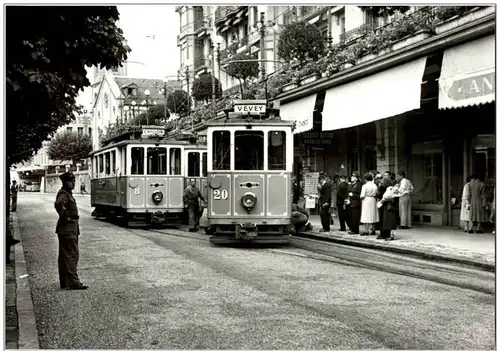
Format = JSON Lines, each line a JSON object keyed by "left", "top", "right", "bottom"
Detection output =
{"left": 54, "top": 172, "right": 88, "bottom": 290}
{"left": 183, "top": 178, "right": 207, "bottom": 232}
{"left": 10, "top": 180, "right": 19, "bottom": 212}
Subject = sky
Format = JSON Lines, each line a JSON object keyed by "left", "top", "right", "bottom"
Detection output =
{"left": 117, "top": 5, "right": 180, "bottom": 79}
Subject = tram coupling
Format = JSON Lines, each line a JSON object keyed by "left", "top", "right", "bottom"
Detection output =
{"left": 235, "top": 223, "right": 258, "bottom": 240}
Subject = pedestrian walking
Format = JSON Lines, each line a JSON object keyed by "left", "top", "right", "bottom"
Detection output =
{"left": 318, "top": 174, "right": 332, "bottom": 232}
{"left": 460, "top": 175, "right": 474, "bottom": 233}
{"left": 10, "top": 180, "right": 19, "bottom": 212}
{"left": 336, "top": 174, "right": 349, "bottom": 231}
{"left": 346, "top": 172, "right": 362, "bottom": 234}
{"left": 396, "top": 171, "right": 413, "bottom": 229}
{"left": 360, "top": 173, "right": 379, "bottom": 235}
{"left": 469, "top": 174, "right": 489, "bottom": 233}
{"left": 377, "top": 177, "right": 398, "bottom": 240}
{"left": 54, "top": 172, "right": 88, "bottom": 290}
{"left": 183, "top": 178, "right": 207, "bottom": 232}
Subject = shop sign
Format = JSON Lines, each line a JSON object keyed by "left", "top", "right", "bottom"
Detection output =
{"left": 447, "top": 72, "right": 495, "bottom": 100}
{"left": 302, "top": 131, "right": 334, "bottom": 145}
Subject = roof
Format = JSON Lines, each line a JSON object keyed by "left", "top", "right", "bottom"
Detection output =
{"left": 114, "top": 77, "right": 182, "bottom": 100}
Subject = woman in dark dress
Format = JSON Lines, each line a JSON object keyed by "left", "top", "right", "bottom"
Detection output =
{"left": 377, "top": 177, "right": 398, "bottom": 240}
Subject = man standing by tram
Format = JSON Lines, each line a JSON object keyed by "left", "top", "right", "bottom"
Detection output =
{"left": 184, "top": 178, "right": 207, "bottom": 232}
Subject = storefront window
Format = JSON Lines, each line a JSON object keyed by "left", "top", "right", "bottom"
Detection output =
{"left": 411, "top": 153, "right": 443, "bottom": 204}
{"left": 147, "top": 147, "right": 167, "bottom": 175}
{"left": 235, "top": 131, "right": 264, "bottom": 170}
{"left": 268, "top": 131, "right": 286, "bottom": 170}
{"left": 212, "top": 131, "right": 230, "bottom": 170}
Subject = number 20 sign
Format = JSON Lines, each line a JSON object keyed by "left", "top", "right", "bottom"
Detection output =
{"left": 213, "top": 189, "right": 228, "bottom": 200}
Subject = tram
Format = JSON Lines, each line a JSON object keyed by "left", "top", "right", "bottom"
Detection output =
{"left": 89, "top": 125, "right": 207, "bottom": 226}
{"left": 205, "top": 100, "right": 295, "bottom": 244}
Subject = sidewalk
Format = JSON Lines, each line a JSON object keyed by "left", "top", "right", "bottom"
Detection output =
{"left": 6, "top": 217, "right": 18, "bottom": 349}
{"left": 299, "top": 215, "right": 495, "bottom": 270}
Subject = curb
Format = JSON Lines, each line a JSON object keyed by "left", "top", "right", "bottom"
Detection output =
{"left": 12, "top": 213, "right": 40, "bottom": 349}
{"left": 292, "top": 231, "right": 495, "bottom": 272}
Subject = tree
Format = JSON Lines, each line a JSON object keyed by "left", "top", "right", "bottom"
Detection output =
{"left": 278, "top": 21, "right": 325, "bottom": 63}
{"left": 358, "top": 6, "right": 410, "bottom": 17}
{"left": 224, "top": 53, "right": 260, "bottom": 97}
{"left": 47, "top": 131, "right": 93, "bottom": 165}
{"left": 130, "top": 104, "right": 170, "bottom": 125}
{"left": 167, "top": 90, "right": 190, "bottom": 117}
{"left": 191, "top": 73, "right": 222, "bottom": 103}
{"left": 6, "top": 6, "right": 129, "bottom": 168}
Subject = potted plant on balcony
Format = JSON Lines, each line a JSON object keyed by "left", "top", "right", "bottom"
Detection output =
{"left": 297, "top": 62, "right": 322, "bottom": 86}
{"left": 282, "top": 70, "right": 301, "bottom": 92}
{"left": 433, "top": 6, "right": 493, "bottom": 34}
{"left": 278, "top": 21, "right": 325, "bottom": 63}
{"left": 224, "top": 52, "right": 260, "bottom": 98}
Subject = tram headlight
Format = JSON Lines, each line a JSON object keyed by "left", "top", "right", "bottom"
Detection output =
{"left": 241, "top": 192, "right": 257, "bottom": 210}
{"left": 152, "top": 191, "right": 163, "bottom": 205}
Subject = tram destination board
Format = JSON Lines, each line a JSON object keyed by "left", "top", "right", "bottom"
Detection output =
{"left": 141, "top": 128, "right": 166, "bottom": 138}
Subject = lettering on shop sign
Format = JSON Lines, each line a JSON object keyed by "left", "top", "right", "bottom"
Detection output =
{"left": 234, "top": 104, "right": 266, "bottom": 114}
{"left": 304, "top": 139, "right": 333, "bottom": 145}
{"left": 302, "top": 132, "right": 335, "bottom": 139}
{"left": 448, "top": 73, "right": 495, "bottom": 100}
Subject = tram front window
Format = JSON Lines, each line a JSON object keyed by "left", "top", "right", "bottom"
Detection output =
{"left": 131, "top": 147, "right": 145, "bottom": 175}
{"left": 235, "top": 131, "right": 264, "bottom": 170}
{"left": 212, "top": 131, "right": 230, "bottom": 170}
{"left": 147, "top": 147, "right": 167, "bottom": 175}
{"left": 188, "top": 152, "right": 200, "bottom": 177}
{"left": 268, "top": 131, "right": 286, "bottom": 170}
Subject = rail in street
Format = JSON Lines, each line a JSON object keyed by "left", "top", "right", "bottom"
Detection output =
{"left": 10, "top": 193, "right": 495, "bottom": 349}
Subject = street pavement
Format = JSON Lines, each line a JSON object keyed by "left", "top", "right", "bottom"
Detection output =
{"left": 12, "top": 193, "right": 496, "bottom": 349}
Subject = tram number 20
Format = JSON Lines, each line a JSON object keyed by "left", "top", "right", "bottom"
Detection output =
{"left": 213, "top": 189, "right": 228, "bottom": 200}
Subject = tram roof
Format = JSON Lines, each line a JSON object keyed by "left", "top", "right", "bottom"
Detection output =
{"left": 89, "top": 138, "right": 205, "bottom": 156}
{"left": 204, "top": 118, "right": 295, "bottom": 127}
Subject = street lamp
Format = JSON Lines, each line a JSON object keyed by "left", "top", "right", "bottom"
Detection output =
{"left": 214, "top": 35, "right": 223, "bottom": 83}
{"left": 144, "top": 89, "right": 151, "bottom": 125}
{"left": 255, "top": 5, "right": 277, "bottom": 81}
{"left": 131, "top": 100, "right": 137, "bottom": 122}
{"left": 210, "top": 35, "right": 224, "bottom": 103}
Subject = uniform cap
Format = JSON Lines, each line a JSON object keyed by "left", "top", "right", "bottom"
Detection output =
{"left": 59, "top": 172, "right": 76, "bottom": 182}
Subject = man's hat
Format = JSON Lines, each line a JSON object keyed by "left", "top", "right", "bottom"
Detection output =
{"left": 59, "top": 172, "right": 76, "bottom": 182}
{"left": 352, "top": 171, "right": 360, "bottom": 178}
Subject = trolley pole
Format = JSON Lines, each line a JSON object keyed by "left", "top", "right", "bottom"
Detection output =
{"left": 210, "top": 40, "right": 216, "bottom": 103}
{"left": 185, "top": 65, "right": 192, "bottom": 131}
{"left": 163, "top": 80, "right": 168, "bottom": 121}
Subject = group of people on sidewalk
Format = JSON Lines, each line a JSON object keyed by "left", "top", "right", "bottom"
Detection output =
{"left": 460, "top": 174, "right": 495, "bottom": 234}
{"left": 306, "top": 170, "right": 414, "bottom": 241}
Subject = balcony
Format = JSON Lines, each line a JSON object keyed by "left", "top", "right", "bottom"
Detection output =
{"left": 215, "top": 6, "right": 240, "bottom": 24}
{"left": 339, "top": 22, "right": 376, "bottom": 44}
{"left": 299, "top": 6, "right": 326, "bottom": 18}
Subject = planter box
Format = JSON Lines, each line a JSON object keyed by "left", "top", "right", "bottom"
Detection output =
{"left": 321, "top": 71, "right": 329, "bottom": 78}
{"left": 299, "top": 73, "right": 321, "bottom": 86}
{"left": 282, "top": 82, "right": 299, "bottom": 92}
{"left": 341, "top": 63, "right": 354, "bottom": 70}
{"left": 435, "top": 6, "right": 495, "bottom": 34}
{"left": 355, "top": 47, "right": 391, "bottom": 65}
{"left": 391, "top": 29, "right": 433, "bottom": 51}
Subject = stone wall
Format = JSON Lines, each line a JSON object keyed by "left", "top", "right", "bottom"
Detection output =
{"left": 44, "top": 170, "right": 91, "bottom": 193}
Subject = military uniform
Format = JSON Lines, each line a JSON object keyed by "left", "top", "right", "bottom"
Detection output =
{"left": 183, "top": 184, "right": 206, "bottom": 231}
{"left": 10, "top": 182, "right": 18, "bottom": 212}
{"left": 54, "top": 172, "right": 87, "bottom": 290}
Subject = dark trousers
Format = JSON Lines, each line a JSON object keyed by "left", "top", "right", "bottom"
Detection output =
{"left": 319, "top": 205, "right": 331, "bottom": 231}
{"left": 187, "top": 203, "right": 200, "bottom": 229}
{"left": 58, "top": 235, "right": 80, "bottom": 287}
{"left": 337, "top": 204, "right": 348, "bottom": 230}
{"left": 11, "top": 195, "right": 17, "bottom": 212}
{"left": 348, "top": 206, "right": 361, "bottom": 233}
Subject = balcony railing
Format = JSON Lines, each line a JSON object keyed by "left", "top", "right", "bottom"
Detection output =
{"left": 299, "top": 6, "right": 326, "bottom": 18}
{"left": 215, "top": 6, "right": 240, "bottom": 23}
{"left": 339, "top": 22, "right": 376, "bottom": 44}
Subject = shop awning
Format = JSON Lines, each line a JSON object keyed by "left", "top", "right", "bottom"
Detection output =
{"left": 322, "top": 57, "right": 427, "bottom": 131}
{"left": 438, "top": 35, "right": 495, "bottom": 110}
{"left": 280, "top": 93, "right": 317, "bottom": 134}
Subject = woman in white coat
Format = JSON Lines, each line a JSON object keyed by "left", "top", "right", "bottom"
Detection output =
{"left": 360, "top": 173, "right": 379, "bottom": 235}
{"left": 460, "top": 175, "right": 474, "bottom": 233}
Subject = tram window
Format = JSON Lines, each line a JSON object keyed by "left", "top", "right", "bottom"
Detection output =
{"left": 268, "top": 131, "right": 287, "bottom": 170}
{"left": 98, "top": 154, "right": 104, "bottom": 175}
{"left": 188, "top": 152, "right": 201, "bottom": 177}
{"left": 212, "top": 131, "right": 230, "bottom": 170}
{"left": 147, "top": 147, "right": 167, "bottom": 175}
{"left": 169, "top": 147, "right": 181, "bottom": 175}
{"left": 235, "top": 131, "right": 264, "bottom": 170}
{"left": 105, "top": 152, "right": 111, "bottom": 175}
{"left": 111, "top": 151, "right": 116, "bottom": 175}
{"left": 131, "top": 147, "right": 145, "bottom": 175}
{"left": 202, "top": 152, "right": 208, "bottom": 177}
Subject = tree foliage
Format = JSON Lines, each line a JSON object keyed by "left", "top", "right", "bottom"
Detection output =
{"left": 224, "top": 53, "right": 260, "bottom": 96}
{"left": 167, "top": 90, "right": 190, "bottom": 117}
{"left": 358, "top": 6, "right": 410, "bottom": 17}
{"left": 47, "top": 130, "right": 93, "bottom": 164}
{"left": 129, "top": 104, "right": 170, "bottom": 125}
{"left": 278, "top": 21, "right": 325, "bottom": 63}
{"left": 191, "top": 73, "right": 222, "bottom": 102}
{"left": 6, "top": 6, "right": 129, "bottom": 167}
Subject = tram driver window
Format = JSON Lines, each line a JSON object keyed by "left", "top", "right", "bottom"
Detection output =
{"left": 131, "top": 147, "right": 145, "bottom": 175}
{"left": 235, "top": 131, "right": 264, "bottom": 170}
{"left": 98, "top": 154, "right": 104, "bottom": 176}
{"left": 268, "top": 131, "right": 286, "bottom": 170}
{"left": 147, "top": 147, "right": 167, "bottom": 175}
{"left": 212, "top": 131, "right": 230, "bottom": 170}
{"left": 170, "top": 148, "right": 181, "bottom": 175}
{"left": 188, "top": 152, "right": 201, "bottom": 177}
{"left": 202, "top": 152, "right": 208, "bottom": 177}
